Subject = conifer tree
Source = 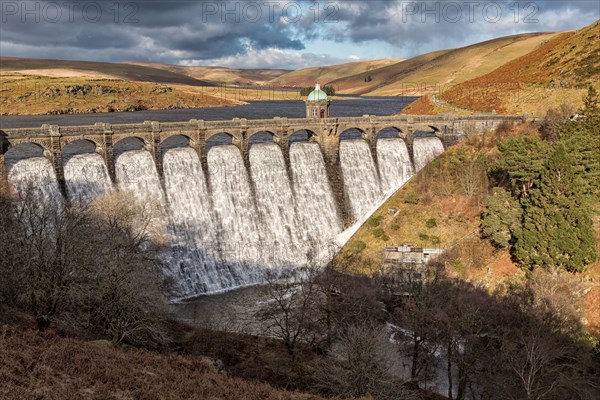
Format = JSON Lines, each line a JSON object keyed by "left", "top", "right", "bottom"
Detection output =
{"left": 481, "top": 187, "right": 521, "bottom": 248}
{"left": 494, "top": 136, "right": 550, "bottom": 198}
{"left": 558, "top": 85, "right": 600, "bottom": 199}
{"left": 514, "top": 145, "right": 597, "bottom": 272}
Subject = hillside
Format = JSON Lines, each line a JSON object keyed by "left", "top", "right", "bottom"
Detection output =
{"left": 326, "top": 51, "right": 449, "bottom": 94}
{"left": 0, "top": 72, "right": 239, "bottom": 116}
{"left": 269, "top": 59, "right": 400, "bottom": 88}
{"left": 328, "top": 32, "right": 557, "bottom": 96}
{"left": 126, "top": 62, "right": 290, "bottom": 86}
{"left": 436, "top": 20, "right": 600, "bottom": 115}
{"left": 0, "top": 307, "right": 343, "bottom": 400}
{"left": 337, "top": 123, "right": 600, "bottom": 331}
{"left": 0, "top": 57, "right": 212, "bottom": 86}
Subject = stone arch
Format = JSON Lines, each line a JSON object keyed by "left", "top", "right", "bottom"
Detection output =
{"left": 376, "top": 126, "right": 403, "bottom": 139}
{"left": 160, "top": 134, "right": 191, "bottom": 156}
{"left": 248, "top": 130, "right": 276, "bottom": 147}
{"left": 113, "top": 136, "right": 146, "bottom": 160}
{"left": 61, "top": 139, "right": 98, "bottom": 164}
{"left": 206, "top": 132, "right": 234, "bottom": 151}
{"left": 428, "top": 125, "right": 441, "bottom": 132}
{"left": 4, "top": 142, "right": 49, "bottom": 169}
{"left": 289, "top": 129, "right": 316, "bottom": 144}
{"left": 339, "top": 127, "right": 367, "bottom": 142}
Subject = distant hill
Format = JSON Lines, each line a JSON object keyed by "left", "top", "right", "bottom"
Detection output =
{"left": 327, "top": 32, "right": 557, "bottom": 96}
{"left": 437, "top": 20, "right": 600, "bottom": 115}
{"left": 125, "top": 62, "right": 290, "bottom": 86}
{"left": 326, "top": 51, "right": 450, "bottom": 94}
{"left": 0, "top": 57, "right": 213, "bottom": 86}
{"left": 268, "top": 59, "right": 400, "bottom": 88}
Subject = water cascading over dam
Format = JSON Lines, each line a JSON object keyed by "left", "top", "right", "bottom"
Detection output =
{"left": 6, "top": 135, "right": 445, "bottom": 298}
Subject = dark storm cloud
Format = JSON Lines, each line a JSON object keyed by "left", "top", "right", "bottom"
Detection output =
{"left": 322, "top": 0, "right": 599, "bottom": 51}
{"left": 0, "top": 0, "right": 597, "bottom": 67}
{"left": 0, "top": 0, "right": 310, "bottom": 63}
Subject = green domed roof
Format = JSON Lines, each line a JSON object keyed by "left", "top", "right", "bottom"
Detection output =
{"left": 307, "top": 83, "right": 328, "bottom": 101}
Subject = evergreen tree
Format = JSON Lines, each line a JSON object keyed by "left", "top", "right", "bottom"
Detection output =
{"left": 514, "top": 145, "right": 597, "bottom": 272}
{"left": 580, "top": 84, "right": 599, "bottom": 115}
{"left": 558, "top": 86, "right": 600, "bottom": 199}
{"left": 494, "top": 136, "right": 550, "bottom": 198}
{"left": 481, "top": 187, "right": 521, "bottom": 248}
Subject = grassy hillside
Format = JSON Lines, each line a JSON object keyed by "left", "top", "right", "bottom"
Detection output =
{"left": 127, "top": 62, "right": 290, "bottom": 86}
{"left": 269, "top": 59, "right": 400, "bottom": 88}
{"left": 0, "top": 56, "right": 212, "bottom": 86}
{"left": 437, "top": 20, "right": 600, "bottom": 115}
{"left": 325, "top": 51, "right": 448, "bottom": 95}
{"left": 326, "top": 33, "right": 556, "bottom": 96}
{"left": 366, "top": 33, "right": 557, "bottom": 96}
{"left": 337, "top": 123, "right": 600, "bottom": 330}
{"left": 0, "top": 72, "right": 239, "bottom": 115}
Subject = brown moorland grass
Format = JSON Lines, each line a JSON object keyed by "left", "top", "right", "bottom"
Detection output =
{"left": 127, "top": 62, "right": 291, "bottom": 86}
{"left": 0, "top": 308, "right": 352, "bottom": 400}
{"left": 0, "top": 56, "right": 211, "bottom": 86}
{"left": 269, "top": 59, "right": 401, "bottom": 89}
{"left": 399, "top": 95, "right": 438, "bottom": 115}
{"left": 439, "top": 20, "right": 600, "bottom": 114}
{"left": 0, "top": 73, "right": 241, "bottom": 115}
{"left": 323, "top": 33, "right": 555, "bottom": 96}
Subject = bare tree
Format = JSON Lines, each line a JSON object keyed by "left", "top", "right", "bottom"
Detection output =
{"left": 0, "top": 184, "right": 91, "bottom": 330}
{"left": 0, "top": 188, "right": 169, "bottom": 347}
{"left": 313, "top": 324, "right": 421, "bottom": 400}
{"left": 256, "top": 267, "right": 323, "bottom": 357}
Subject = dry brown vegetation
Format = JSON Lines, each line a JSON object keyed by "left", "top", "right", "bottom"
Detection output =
{"left": 0, "top": 307, "right": 344, "bottom": 400}
{"left": 0, "top": 73, "right": 240, "bottom": 115}
{"left": 438, "top": 20, "right": 600, "bottom": 115}
{"left": 127, "top": 62, "right": 291, "bottom": 86}
{"left": 269, "top": 59, "right": 400, "bottom": 88}
{"left": 323, "top": 33, "right": 556, "bottom": 96}
{"left": 338, "top": 121, "right": 600, "bottom": 334}
{"left": 400, "top": 95, "right": 439, "bottom": 115}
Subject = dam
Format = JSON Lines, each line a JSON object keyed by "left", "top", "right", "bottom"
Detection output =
{"left": 0, "top": 114, "right": 523, "bottom": 298}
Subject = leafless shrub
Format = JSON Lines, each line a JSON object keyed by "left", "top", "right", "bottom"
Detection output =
{"left": 0, "top": 188, "right": 170, "bottom": 347}
{"left": 313, "top": 324, "right": 421, "bottom": 400}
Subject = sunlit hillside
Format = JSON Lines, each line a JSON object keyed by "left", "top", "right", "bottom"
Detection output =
{"left": 268, "top": 59, "right": 400, "bottom": 88}
{"left": 327, "top": 33, "right": 557, "bottom": 96}
{"left": 438, "top": 20, "right": 600, "bottom": 115}
{"left": 126, "top": 62, "right": 290, "bottom": 86}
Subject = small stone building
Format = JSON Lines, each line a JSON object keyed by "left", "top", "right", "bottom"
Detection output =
{"left": 305, "top": 83, "right": 330, "bottom": 118}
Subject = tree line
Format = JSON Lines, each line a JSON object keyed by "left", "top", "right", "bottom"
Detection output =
{"left": 251, "top": 256, "right": 599, "bottom": 400}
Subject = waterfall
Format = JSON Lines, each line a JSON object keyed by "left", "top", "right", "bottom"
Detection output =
{"left": 207, "top": 145, "right": 266, "bottom": 288}
{"left": 8, "top": 157, "right": 63, "bottom": 207}
{"left": 115, "top": 150, "right": 166, "bottom": 205}
{"left": 289, "top": 142, "right": 342, "bottom": 257}
{"left": 64, "top": 153, "right": 113, "bottom": 204}
{"left": 162, "top": 147, "right": 225, "bottom": 296}
{"left": 115, "top": 150, "right": 169, "bottom": 248}
{"left": 339, "top": 140, "right": 383, "bottom": 222}
{"left": 377, "top": 138, "right": 414, "bottom": 196}
{"left": 413, "top": 137, "right": 445, "bottom": 172}
{"left": 5, "top": 132, "right": 446, "bottom": 297}
{"left": 249, "top": 143, "right": 306, "bottom": 267}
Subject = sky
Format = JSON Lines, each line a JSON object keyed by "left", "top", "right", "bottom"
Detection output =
{"left": 1, "top": 0, "right": 598, "bottom": 69}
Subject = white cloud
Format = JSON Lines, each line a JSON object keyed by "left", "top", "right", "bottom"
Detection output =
{"left": 182, "top": 47, "right": 361, "bottom": 69}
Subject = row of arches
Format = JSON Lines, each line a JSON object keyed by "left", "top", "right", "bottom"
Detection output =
{"left": 2, "top": 126, "right": 422, "bottom": 167}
